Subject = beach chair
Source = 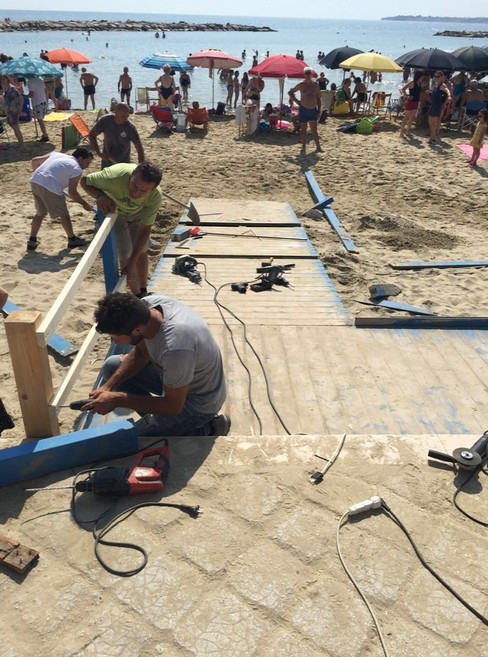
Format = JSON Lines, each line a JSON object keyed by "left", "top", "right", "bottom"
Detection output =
{"left": 69, "top": 114, "right": 91, "bottom": 142}
{"left": 150, "top": 105, "right": 174, "bottom": 131}
{"left": 369, "top": 92, "right": 392, "bottom": 120}
{"left": 457, "top": 101, "right": 487, "bottom": 133}
{"left": 187, "top": 107, "right": 209, "bottom": 130}
{"left": 135, "top": 87, "right": 148, "bottom": 112}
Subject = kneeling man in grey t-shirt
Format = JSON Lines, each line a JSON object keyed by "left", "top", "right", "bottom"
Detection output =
{"left": 83, "top": 292, "right": 230, "bottom": 437}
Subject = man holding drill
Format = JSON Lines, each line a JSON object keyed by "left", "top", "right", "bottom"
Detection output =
{"left": 83, "top": 292, "right": 230, "bottom": 437}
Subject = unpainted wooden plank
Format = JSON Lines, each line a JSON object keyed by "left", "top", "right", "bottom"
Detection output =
{"left": 164, "top": 226, "right": 317, "bottom": 259}
{"left": 184, "top": 197, "right": 300, "bottom": 226}
{"left": 387, "top": 329, "right": 471, "bottom": 434}
{"left": 367, "top": 329, "right": 440, "bottom": 434}
{"left": 149, "top": 257, "right": 351, "bottom": 327}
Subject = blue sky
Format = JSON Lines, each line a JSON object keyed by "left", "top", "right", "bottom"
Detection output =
{"left": 0, "top": 1, "right": 487, "bottom": 20}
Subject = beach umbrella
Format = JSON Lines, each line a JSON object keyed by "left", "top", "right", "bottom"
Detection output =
{"left": 340, "top": 52, "right": 403, "bottom": 73}
{"left": 187, "top": 49, "right": 242, "bottom": 109}
{"left": 45, "top": 48, "right": 92, "bottom": 97}
{"left": 394, "top": 48, "right": 466, "bottom": 72}
{"left": 319, "top": 46, "right": 364, "bottom": 69}
{"left": 395, "top": 48, "right": 429, "bottom": 67}
{"left": 451, "top": 46, "right": 488, "bottom": 72}
{"left": 248, "top": 54, "right": 317, "bottom": 79}
{"left": 248, "top": 55, "right": 317, "bottom": 124}
{"left": 139, "top": 53, "right": 193, "bottom": 72}
{"left": 0, "top": 56, "right": 63, "bottom": 79}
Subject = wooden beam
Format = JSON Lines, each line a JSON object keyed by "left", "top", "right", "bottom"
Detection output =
{"left": 50, "top": 275, "right": 127, "bottom": 409}
{"left": 0, "top": 420, "right": 139, "bottom": 487}
{"left": 354, "top": 299, "right": 436, "bottom": 316}
{"left": 5, "top": 310, "right": 60, "bottom": 439}
{"left": 355, "top": 316, "right": 488, "bottom": 330}
{"left": 304, "top": 171, "right": 358, "bottom": 254}
{"left": 37, "top": 212, "right": 117, "bottom": 346}
{"left": 389, "top": 260, "right": 488, "bottom": 270}
{"left": 2, "top": 300, "right": 77, "bottom": 357}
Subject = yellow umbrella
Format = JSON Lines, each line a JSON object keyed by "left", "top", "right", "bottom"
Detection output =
{"left": 339, "top": 52, "right": 402, "bottom": 73}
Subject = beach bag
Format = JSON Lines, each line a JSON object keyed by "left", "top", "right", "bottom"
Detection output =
{"left": 332, "top": 101, "right": 350, "bottom": 115}
{"left": 58, "top": 97, "right": 71, "bottom": 111}
{"left": 215, "top": 101, "right": 226, "bottom": 115}
{"left": 356, "top": 117, "right": 374, "bottom": 135}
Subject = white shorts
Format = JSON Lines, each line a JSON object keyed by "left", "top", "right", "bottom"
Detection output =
{"left": 33, "top": 102, "right": 47, "bottom": 120}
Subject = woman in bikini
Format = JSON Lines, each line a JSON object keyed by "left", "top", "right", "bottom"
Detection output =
{"left": 155, "top": 64, "right": 176, "bottom": 108}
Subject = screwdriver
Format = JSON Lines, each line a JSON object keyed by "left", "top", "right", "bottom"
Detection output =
{"left": 57, "top": 399, "right": 92, "bottom": 410}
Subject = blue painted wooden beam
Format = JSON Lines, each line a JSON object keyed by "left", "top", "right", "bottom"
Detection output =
{"left": 2, "top": 300, "right": 77, "bottom": 357}
{"left": 304, "top": 171, "right": 358, "bottom": 254}
{"left": 390, "top": 261, "right": 488, "bottom": 270}
{"left": 95, "top": 211, "right": 119, "bottom": 293}
{"left": 0, "top": 420, "right": 139, "bottom": 488}
{"left": 355, "top": 316, "right": 488, "bottom": 329}
{"left": 354, "top": 299, "right": 436, "bottom": 316}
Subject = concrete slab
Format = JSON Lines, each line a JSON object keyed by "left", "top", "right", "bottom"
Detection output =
{"left": 1, "top": 434, "right": 487, "bottom": 656}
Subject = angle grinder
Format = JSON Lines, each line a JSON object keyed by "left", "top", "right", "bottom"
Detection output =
{"left": 428, "top": 431, "right": 488, "bottom": 471}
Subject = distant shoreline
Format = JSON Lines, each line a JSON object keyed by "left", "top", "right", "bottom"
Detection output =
{"left": 0, "top": 18, "right": 275, "bottom": 33}
{"left": 382, "top": 15, "right": 488, "bottom": 23}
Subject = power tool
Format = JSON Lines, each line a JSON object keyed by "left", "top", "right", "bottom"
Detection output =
{"left": 428, "top": 431, "right": 488, "bottom": 471}
{"left": 26, "top": 445, "right": 170, "bottom": 496}
{"left": 172, "top": 255, "right": 201, "bottom": 284}
{"left": 251, "top": 263, "right": 295, "bottom": 292}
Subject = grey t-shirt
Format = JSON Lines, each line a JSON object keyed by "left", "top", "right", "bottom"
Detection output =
{"left": 142, "top": 294, "right": 226, "bottom": 415}
{"left": 91, "top": 114, "right": 140, "bottom": 164}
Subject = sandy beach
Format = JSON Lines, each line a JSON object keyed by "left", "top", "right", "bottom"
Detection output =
{"left": 1, "top": 102, "right": 488, "bottom": 656}
{"left": 0, "top": 108, "right": 486, "bottom": 445}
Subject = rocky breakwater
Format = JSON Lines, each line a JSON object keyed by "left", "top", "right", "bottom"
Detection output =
{"left": 435, "top": 29, "right": 488, "bottom": 38}
{"left": 0, "top": 19, "right": 275, "bottom": 33}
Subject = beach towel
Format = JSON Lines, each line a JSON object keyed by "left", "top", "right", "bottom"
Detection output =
{"left": 44, "top": 112, "right": 73, "bottom": 122}
{"left": 457, "top": 143, "right": 488, "bottom": 162}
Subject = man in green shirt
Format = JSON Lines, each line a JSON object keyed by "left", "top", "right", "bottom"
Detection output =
{"left": 81, "top": 162, "right": 163, "bottom": 297}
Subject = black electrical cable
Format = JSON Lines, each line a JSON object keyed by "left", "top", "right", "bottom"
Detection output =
{"left": 452, "top": 466, "right": 488, "bottom": 527}
{"left": 69, "top": 467, "right": 200, "bottom": 577}
{"left": 380, "top": 500, "right": 488, "bottom": 626}
{"left": 198, "top": 262, "right": 292, "bottom": 435}
{"left": 92, "top": 501, "right": 200, "bottom": 577}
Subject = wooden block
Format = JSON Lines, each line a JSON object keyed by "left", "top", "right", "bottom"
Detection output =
{"left": 0, "top": 534, "right": 39, "bottom": 574}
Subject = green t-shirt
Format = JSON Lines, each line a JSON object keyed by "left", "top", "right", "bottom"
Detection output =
{"left": 85, "top": 163, "right": 163, "bottom": 225}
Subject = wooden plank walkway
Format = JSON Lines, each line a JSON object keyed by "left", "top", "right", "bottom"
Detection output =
{"left": 98, "top": 198, "right": 488, "bottom": 437}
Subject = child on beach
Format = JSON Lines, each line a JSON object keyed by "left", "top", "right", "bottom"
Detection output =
{"left": 468, "top": 109, "right": 487, "bottom": 167}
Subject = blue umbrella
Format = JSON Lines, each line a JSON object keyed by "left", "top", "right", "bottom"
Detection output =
{"left": 139, "top": 53, "right": 193, "bottom": 72}
{"left": 0, "top": 56, "right": 63, "bottom": 79}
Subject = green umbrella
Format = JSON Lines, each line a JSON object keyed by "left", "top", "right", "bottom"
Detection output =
{"left": 0, "top": 56, "right": 63, "bottom": 79}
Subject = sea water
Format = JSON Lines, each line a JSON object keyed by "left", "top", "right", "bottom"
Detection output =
{"left": 1, "top": 9, "right": 487, "bottom": 108}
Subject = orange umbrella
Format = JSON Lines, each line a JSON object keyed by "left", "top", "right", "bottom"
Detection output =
{"left": 45, "top": 48, "right": 92, "bottom": 97}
